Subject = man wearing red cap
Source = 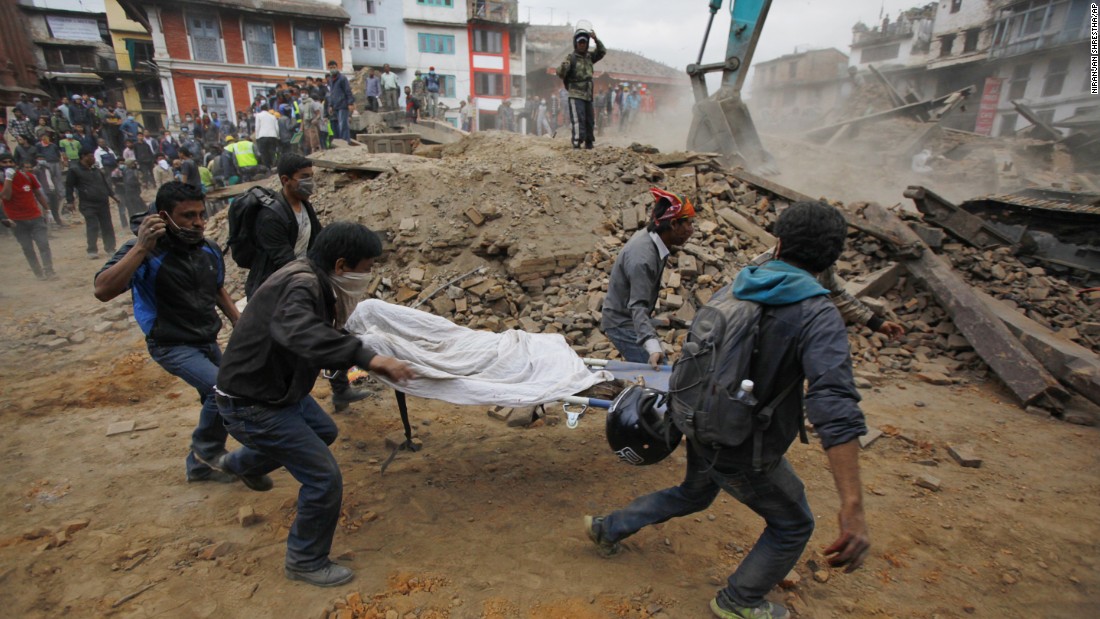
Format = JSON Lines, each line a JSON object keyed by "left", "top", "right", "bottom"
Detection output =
{"left": 601, "top": 187, "right": 695, "bottom": 367}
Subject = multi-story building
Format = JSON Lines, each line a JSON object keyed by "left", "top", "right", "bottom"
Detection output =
{"left": 18, "top": 0, "right": 119, "bottom": 102}
{"left": 402, "top": 0, "right": 469, "bottom": 121}
{"left": 749, "top": 48, "right": 850, "bottom": 130}
{"left": 848, "top": 4, "right": 937, "bottom": 99}
{"left": 105, "top": 0, "right": 167, "bottom": 132}
{"left": 466, "top": 0, "right": 526, "bottom": 128}
{"left": 987, "top": 0, "right": 1092, "bottom": 137}
{"left": 116, "top": 0, "right": 350, "bottom": 127}
{"left": 0, "top": 1, "right": 49, "bottom": 107}
{"left": 344, "top": 0, "right": 406, "bottom": 73}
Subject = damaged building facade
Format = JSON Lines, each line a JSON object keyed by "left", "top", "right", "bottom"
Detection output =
{"left": 755, "top": 0, "right": 1093, "bottom": 140}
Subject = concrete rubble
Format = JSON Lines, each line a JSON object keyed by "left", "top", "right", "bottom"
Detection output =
{"left": 198, "top": 132, "right": 1095, "bottom": 422}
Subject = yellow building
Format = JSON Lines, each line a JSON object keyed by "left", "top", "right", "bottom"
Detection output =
{"left": 105, "top": 0, "right": 165, "bottom": 131}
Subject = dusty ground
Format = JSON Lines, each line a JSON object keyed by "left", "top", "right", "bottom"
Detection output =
{"left": 1, "top": 142, "right": 1098, "bottom": 618}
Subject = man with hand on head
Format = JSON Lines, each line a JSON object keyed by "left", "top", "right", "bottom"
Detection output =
{"left": 94, "top": 181, "right": 249, "bottom": 487}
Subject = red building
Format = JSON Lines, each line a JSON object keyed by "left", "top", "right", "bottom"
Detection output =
{"left": 117, "top": 0, "right": 349, "bottom": 127}
{"left": 466, "top": 0, "right": 526, "bottom": 130}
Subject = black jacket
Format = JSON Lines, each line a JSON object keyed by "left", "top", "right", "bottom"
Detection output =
{"left": 97, "top": 236, "right": 225, "bottom": 345}
{"left": 65, "top": 163, "right": 114, "bottom": 204}
{"left": 244, "top": 192, "right": 321, "bottom": 298}
{"left": 217, "top": 260, "right": 375, "bottom": 407}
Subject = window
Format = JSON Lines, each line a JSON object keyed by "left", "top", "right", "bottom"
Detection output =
{"left": 859, "top": 43, "right": 900, "bottom": 64}
{"left": 359, "top": 0, "right": 376, "bottom": 14}
{"left": 510, "top": 74, "right": 524, "bottom": 98}
{"left": 250, "top": 84, "right": 277, "bottom": 102}
{"left": 418, "top": 33, "right": 455, "bottom": 54}
{"left": 352, "top": 27, "right": 386, "bottom": 50}
{"left": 998, "top": 112, "right": 1018, "bottom": 136}
{"left": 136, "top": 78, "right": 163, "bottom": 104}
{"left": 1007, "top": 63, "right": 1030, "bottom": 100}
{"left": 963, "top": 28, "right": 980, "bottom": 52}
{"left": 950, "top": 0, "right": 962, "bottom": 13}
{"left": 1041, "top": 56, "right": 1069, "bottom": 97}
{"left": 294, "top": 26, "right": 324, "bottom": 69}
{"left": 199, "top": 82, "right": 229, "bottom": 120}
{"left": 243, "top": 21, "right": 276, "bottom": 66}
{"left": 509, "top": 32, "right": 519, "bottom": 54}
{"left": 473, "top": 29, "right": 503, "bottom": 53}
{"left": 188, "top": 12, "right": 222, "bottom": 62}
{"left": 125, "top": 39, "right": 154, "bottom": 69}
{"left": 417, "top": 0, "right": 453, "bottom": 6}
{"left": 939, "top": 33, "right": 956, "bottom": 57}
{"left": 44, "top": 47, "right": 93, "bottom": 71}
{"left": 1035, "top": 108, "right": 1055, "bottom": 125}
{"left": 788, "top": 62, "right": 796, "bottom": 78}
{"left": 474, "top": 71, "right": 503, "bottom": 96}
{"left": 436, "top": 74, "right": 457, "bottom": 97}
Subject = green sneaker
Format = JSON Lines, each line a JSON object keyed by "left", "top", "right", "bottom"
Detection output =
{"left": 710, "top": 598, "right": 789, "bottom": 619}
{"left": 583, "top": 515, "right": 621, "bottom": 557}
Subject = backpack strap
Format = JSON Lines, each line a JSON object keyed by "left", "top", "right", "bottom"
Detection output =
{"left": 750, "top": 379, "right": 800, "bottom": 472}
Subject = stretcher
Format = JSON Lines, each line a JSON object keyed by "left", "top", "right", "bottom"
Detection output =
{"left": 560, "top": 359, "right": 671, "bottom": 428}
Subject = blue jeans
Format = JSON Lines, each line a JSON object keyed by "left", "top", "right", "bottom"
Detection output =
{"left": 335, "top": 108, "right": 350, "bottom": 141}
{"left": 217, "top": 396, "right": 341, "bottom": 571}
{"left": 601, "top": 442, "right": 815, "bottom": 608}
{"left": 147, "top": 342, "right": 228, "bottom": 477}
{"left": 603, "top": 325, "right": 649, "bottom": 364}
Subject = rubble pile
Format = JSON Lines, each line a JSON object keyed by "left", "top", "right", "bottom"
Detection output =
{"left": 201, "top": 132, "right": 1097, "bottom": 410}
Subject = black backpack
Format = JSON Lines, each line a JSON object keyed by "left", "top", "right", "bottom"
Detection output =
{"left": 226, "top": 187, "right": 283, "bottom": 268}
{"left": 668, "top": 284, "right": 802, "bottom": 471}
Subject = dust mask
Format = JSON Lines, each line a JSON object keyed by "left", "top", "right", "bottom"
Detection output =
{"left": 161, "top": 211, "right": 204, "bottom": 245}
{"left": 331, "top": 271, "right": 373, "bottom": 326}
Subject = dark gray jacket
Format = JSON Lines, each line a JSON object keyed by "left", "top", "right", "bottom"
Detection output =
{"left": 244, "top": 192, "right": 321, "bottom": 298}
{"left": 600, "top": 229, "right": 665, "bottom": 344}
{"left": 707, "top": 293, "right": 867, "bottom": 468}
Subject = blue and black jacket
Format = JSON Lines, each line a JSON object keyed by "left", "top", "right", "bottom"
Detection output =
{"left": 97, "top": 236, "right": 226, "bottom": 345}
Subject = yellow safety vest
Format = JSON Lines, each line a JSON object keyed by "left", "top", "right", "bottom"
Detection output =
{"left": 231, "top": 140, "right": 258, "bottom": 167}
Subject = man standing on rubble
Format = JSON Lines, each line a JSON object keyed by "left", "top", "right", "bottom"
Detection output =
{"left": 93, "top": 181, "right": 251, "bottom": 487}
{"left": 326, "top": 60, "right": 353, "bottom": 141}
{"left": 586, "top": 201, "right": 870, "bottom": 619}
{"left": 558, "top": 27, "right": 605, "bottom": 149}
{"left": 601, "top": 187, "right": 695, "bottom": 368}
{"left": 212, "top": 221, "right": 415, "bottom": 587}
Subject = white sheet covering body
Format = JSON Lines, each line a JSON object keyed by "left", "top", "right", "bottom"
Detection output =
{"left": 345, "top": 299, "right": 613, "bottom": 407}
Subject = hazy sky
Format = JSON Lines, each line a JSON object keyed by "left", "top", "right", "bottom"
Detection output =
{"left": 521, "top": 0, "right": 932, "bottom": 71}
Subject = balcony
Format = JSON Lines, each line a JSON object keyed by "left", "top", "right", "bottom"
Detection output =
{"left": 468, "top": 0, "right": 518, "bottom": 24}
{"left": 990, "top": 20, "right": 1087, "bottom": 58}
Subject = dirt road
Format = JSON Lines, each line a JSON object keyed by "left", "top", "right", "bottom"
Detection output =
{"left": 1, "top": 190, "right": 1098, "bottom": 619}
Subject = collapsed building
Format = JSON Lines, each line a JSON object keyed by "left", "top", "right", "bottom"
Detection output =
{"left": 202, "top": 131, "right": 1099, "bottom": 423}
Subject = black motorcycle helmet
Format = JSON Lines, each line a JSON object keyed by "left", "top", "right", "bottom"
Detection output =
{"left": 606, "top": 385, "right": 683, "bottom": 466}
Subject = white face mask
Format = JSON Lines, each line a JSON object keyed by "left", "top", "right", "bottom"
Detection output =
{"left": 331, "top": 270, "right": 373, "bottom": 325}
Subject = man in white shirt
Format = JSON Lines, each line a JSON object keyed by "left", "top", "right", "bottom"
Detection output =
{"left": 253, "top": 104, "right": 281, "bottom": 170}
{"left": 379, "top": 64, "right": 400, "bottom": 112}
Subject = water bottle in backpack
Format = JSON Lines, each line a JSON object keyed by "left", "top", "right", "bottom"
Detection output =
{"left": 733, "top": 379, "right": 757, "bottom": 408}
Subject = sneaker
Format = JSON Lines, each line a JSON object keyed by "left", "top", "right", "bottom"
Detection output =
{"left": 709, "top": 598, "right": 789, "bottom": 619}
{"left": 197, "top": 452, "right": 275, "bottom": 492}
{"left": 87, "top": 252, "right": 99, "bottom": 260}
{"left": 285, "top": 561, "right": 354, "bottom": 587}
{"left": 45, "top": 271, "right": 59, "bottom": 281}
{"left": 332, "top": 386, "right": 370, "bottom": 412}
{"left": 583, "top": 515, "right": 621, "bottom": 557}
{"left": 186, "top": 469, "right": 238, "bottom": 484}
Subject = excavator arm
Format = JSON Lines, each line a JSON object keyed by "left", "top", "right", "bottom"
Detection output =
{"left": 686, "top": 0, "right": 774, "bottom": 172}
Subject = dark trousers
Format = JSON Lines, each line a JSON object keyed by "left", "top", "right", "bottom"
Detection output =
{"left": 147, "top": 342, "right": 228, "bottom": 477}
{"left": 568, "top": 97, "right": 595, "bottom": 148}
{"left": 138, "top": 162, "right": 155, "bottom": 187}
{"left": 219, "top": 395, "right": 341, "bottom": 571}
{"left": 256, "top": 137, "right": 279, "bottom": 169}
{"left": 366, "top": 96, "right": 379, "bottom": 112}
{"left": 601, "top": 442, "right": 815, "bottom": 609}
{"left": 11, "top": 217, "right": 53, "bottom": 276}
{"left": 80, "top": 201, "right": 116, "bottom": 254}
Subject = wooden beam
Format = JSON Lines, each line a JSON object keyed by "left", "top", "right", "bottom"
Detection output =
{"left": 860, "top": 202, "right": 1068, "bottom": 409}
{"left": 976, "top": 289, "right": 1100, "bottom": 408}
{"left": 867, "top": 64, "right": 909, "bottom": 110}
{"left": 306, "top": 158, "right": 392, "bottom": 175}
{"left": 805, "top": 86, "right": 973, "bottom": 142}
{"left": 844, "top": 262, "right": 903, "bottom": 300}
{"left": 1010, "top": 100, "right": 1062, "bottom": 141}
{"left": 203, "top": 179, "right": 274, "bottom": 201}
{"left": 717, "top": 207, "right": 774, "bottom": 247}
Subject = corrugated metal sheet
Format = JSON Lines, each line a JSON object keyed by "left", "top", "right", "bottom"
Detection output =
{"left": 965, "top": 188, "right": 1100, "bottom": 217}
